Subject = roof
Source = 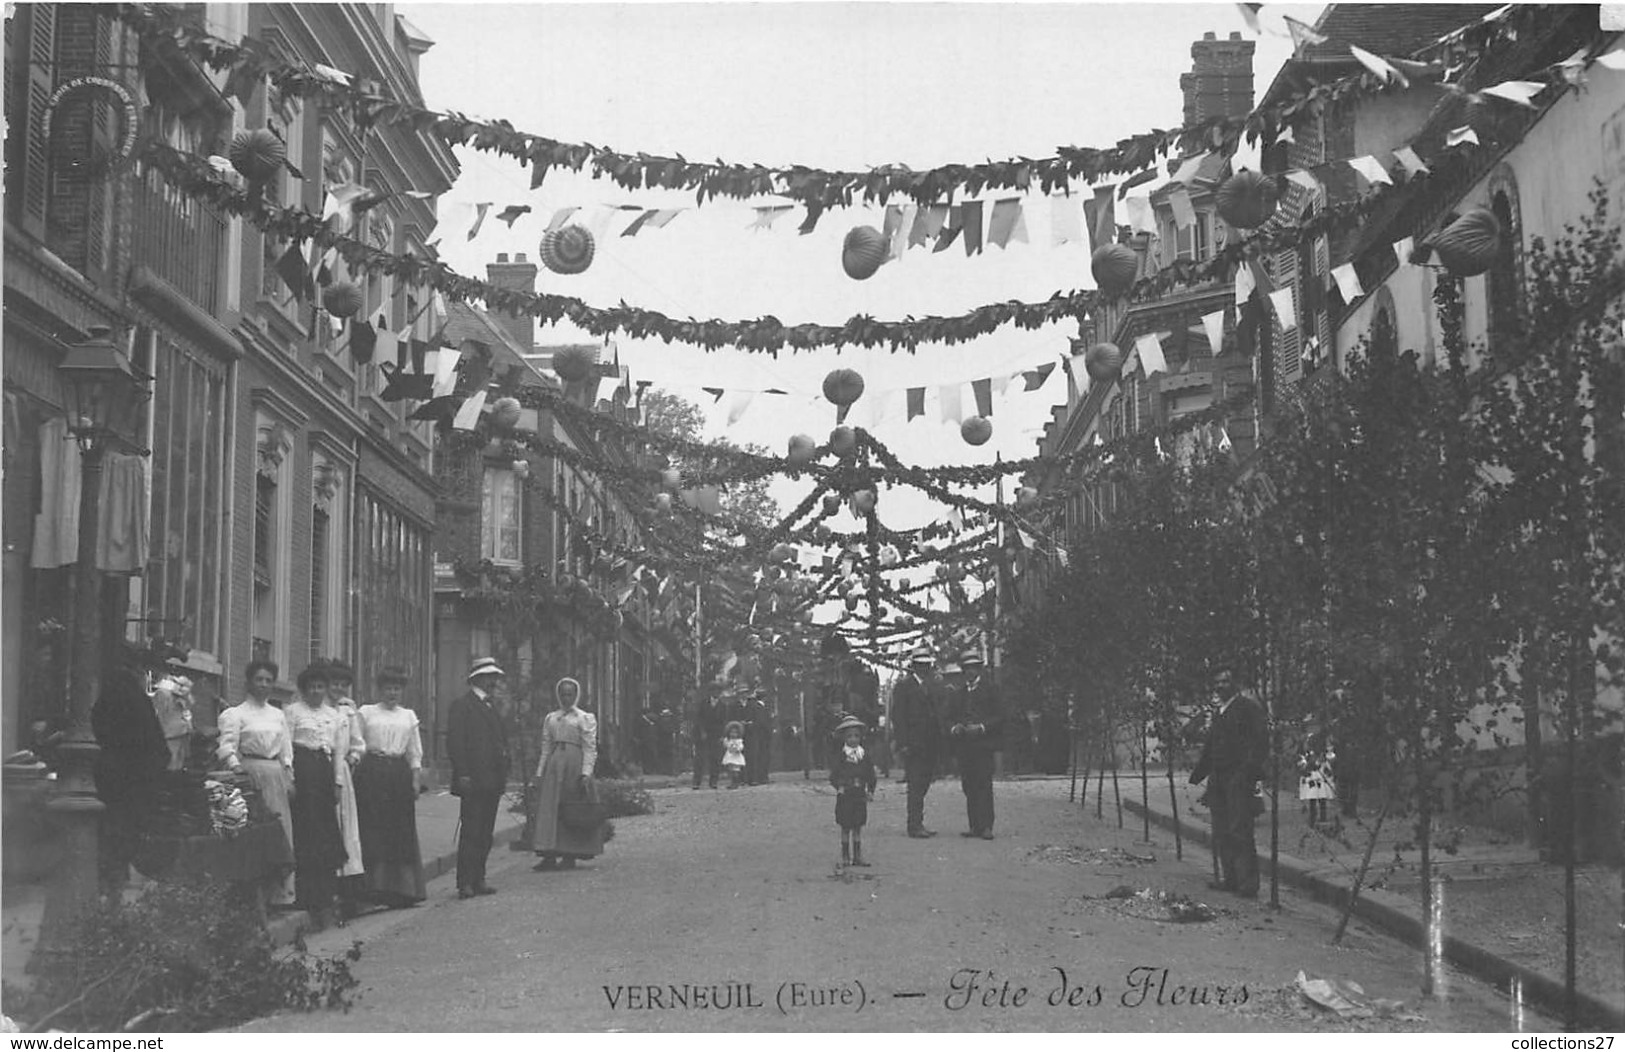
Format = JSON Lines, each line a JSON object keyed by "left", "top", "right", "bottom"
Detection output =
{"left": 441, "top": 303, "right": 557, "bottom": 389}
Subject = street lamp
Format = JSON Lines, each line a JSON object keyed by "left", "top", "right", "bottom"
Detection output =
{"left": 37, "top": 324, "right": 149, "bottom": 956}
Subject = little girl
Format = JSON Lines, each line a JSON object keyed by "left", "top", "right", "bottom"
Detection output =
{"left": 829, "top": 716, "right": 877, "bottom": 867}
{"left": 1298, "top": 726, "right": 1337, "bottom": 826}
{"left": 721, "top": 721, "right": 747, "bottom": 788}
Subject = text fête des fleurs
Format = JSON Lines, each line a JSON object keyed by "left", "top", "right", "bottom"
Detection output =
{"left": 602, "top": 968, "right": 1249, "bottom": 1014}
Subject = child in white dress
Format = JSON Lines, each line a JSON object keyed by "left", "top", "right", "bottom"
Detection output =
{"left": 721, "top": 721, "right": 747, "bottom": 788}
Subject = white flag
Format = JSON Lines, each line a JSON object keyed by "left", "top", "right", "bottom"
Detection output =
{"left": 1286, "top": 170, "right": 1322, "bottom": 194}
{"left": 1201, "top": 310, "right": 1226, "bottom": 355}
{"left": 1050, "top": 195, "right": 1083, "bottom": 247}
{"left": 1481, "top": 80, "right": 1546, "bottom": 106}
{"left": 1347, "top": 156, "right": 1392, "bottom": 186}
{"left": 1349, "top": 45, "right": 1404, "bottom": 85}
{"left": 1394, "top": 237, "right": 1416, "bottom": 268}
{"left": 1331, "top": 263, "right": 1364, "bottom": 302}
{"left": 1268, "top": 287, "right": 1297, "bottom": 331}
{"left": 1134, "top": 333, "right": 1168, "bottom": 376}
{"left": 725, "top": 391, "right": 755, "bottom": 426}
{"left": 1393, "top": 147, "right": 1430, "bottom": 176}
{"left": 546, "top": 206, "right": 580, "bottom": 232}
{"left": 1235, "top": 261, "right": 1256, "bottom": 305}
{"left": 432, "top": 347, "right": 461, "bottom": 397}
{"left": 1446, "top": 126, "right": 1480, "bottom": 148}
{"left": 938, "top": 383, "right": 964, "bottom": 426}
{"left": 452, "top": 390, "right": 487, "bottom": 430}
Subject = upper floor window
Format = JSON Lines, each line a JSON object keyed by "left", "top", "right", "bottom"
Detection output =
{"left": 1485, "top": 168, "right": 1525, "bottom": 354}
{"left": 482, "top": 466, "right": 522, "bottom": 565}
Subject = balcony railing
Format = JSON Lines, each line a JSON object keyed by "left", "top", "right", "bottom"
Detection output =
{"left": 129, "top": 166, "right": 227, "bottom": 315}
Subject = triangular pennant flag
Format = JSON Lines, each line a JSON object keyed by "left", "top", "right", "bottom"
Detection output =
{"left": 496, "top": 204, "right": 532, "bottom": 227}
{"left": 1022, "top": 362, "right": 1057, "bottom": 391}
{"left": 467, "top": 202, "right": 493, "bottom": 240}
{"left": 962, "top": 201, "right": 984, "bottom": 256}
{"left": 891, "top": 204, "right": 917, "bottom": 260}
{"left": 987, "top": 199, "right": 1021, "bottom": 249}
{"left": 1201, "top": 310, "right": 1226, "bottom": 355}
{"left": 1170, "top": 152, "right": 1210, "bottom": 187}
{"left": 1236, "top": 3, "right": 1262, "bottom": 34}
{"left": 1049, "top": 195, "right": 1082, "bottom": 247}
{"left": 1349, "top": 45, "right": 1405, "bottom": 85}
{"left": 1010, "top": 206, "right": 1029, "bottom": 245}
{"left": 621, "top": 209, "right": 657, "bottom": 237}
{"left": 749, "top": 205, "right": 793, "bottom": 230}
{"left": 881, "top": 204, "right": 905, "bottom": 258}
{"left": 1083, "top": 186, "right": 1117, "bottom": 251}
{"left": 1286, "top": 170, "right": 1322, "bottom": 194}
{"left": 432, "top": 347, "right": 462, "bottom": 397}
{"left": 274, "top": 243, "right": 315, "bottom": 300}
{"left": 921, "top": 205, "right": 948, "bottom": 240}
{"left": 452, "top": 389, "right": 488, "bottom": 430}
{"left": 1481, "top": 80, "right": 1546, "bottom": 107}
{"left": 546, "top": 207, "right": 579, "bottom": 232}
{"left": 1393, "top": 147, "right": 1430, "bottom": 176}
{"left": 725, "top": 391, "right": 754, "bottom": 426}
{"left": 700, "top": 387, "right": 725, "bottom": 403}
{"left": 1268, "top": 287, "right": 1297, "bottom": 332}
{"left": 1122, "top": 194, "right": 1156, "bottom": 234}
{"left": 1331, "top": 263, "right": 1364, "bottom": 302}
{"left": 1275, "top": 125, "right": 1296, "bottom": 145}
{"left": 906, "top": 387, "right": 926, "bottom": 420}
{"left": 646, "top": 209, "right": 681, "bottom": 230}
{"left": 938, "top": 384, "right": 964, "bottom": 425}
{"left": 1445, "top": 126, "right": 1481, "bottom": 148}
{"left": 311, "top": 63, "right": 353, "bottom": 86}
{"left": 1283, "top": 15, "right": 1328, "bottom": 56}
{"left": 798, "top": 202, "right": 824, "bottom": 235}
{"left": 1234, "top": 260, "right": 1257, "bottom": 305}
{"left": 1347, "top": 156, "right": 1393, "bottom": 186}
{"left": 933, "top": 206, "right": 963, "bottom": 253}
{"left": 908, "top": 206, "right": 935, "bottom": 247}
{"left": 971, "top": 378, "right": 993, "bottom": 418}
{"left": 1596, "top": 48, "right": 1625, "bottom": 71}
{"left": 1134, "top": 333, "right": 1168, "bottom": 376}
{"left": 991, "top": 375, "right": 1011, "bottom": 400}
{"left": 1248, "top": 258, "right": 1273, "bottom": 296}
{"left": 1394, "top": 237, "right": 1416, "bottom": 268}
{"left": 586, "top": 205, "right": 620, "bottom": 240}
{"left": 1166, "top": 186, "right": 1197, "bottom": 230}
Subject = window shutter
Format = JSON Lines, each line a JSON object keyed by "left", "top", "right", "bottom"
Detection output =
{"left": 1272, "top": 249, "right": 1302, "bottom": 387}
{"left": 20, "top": 5, "right": 56, "bottom": 240}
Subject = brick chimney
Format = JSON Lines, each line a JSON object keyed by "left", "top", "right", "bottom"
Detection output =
{"left": 1180, "top": 31, "right": 1255, "bottom": 125}
{"left": 485, "top": 252, "right": 538, "bottom": 351}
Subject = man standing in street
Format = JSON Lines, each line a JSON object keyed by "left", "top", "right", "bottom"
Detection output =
{"left": 691, "top": 689, "right": 727, "bottom": 789}
{"left": 745, "top": 690, "right": 772, "bottom": 785}
{"left": 944, "top": 648, "right": 1003, "bottom": 839}
{"left": 1190, "top": 677, "right": 1270, "bottom": 898}
{"left": 891, "top": 647, "right": 942, "bottom": 838}
{"left": 446, "top": 657, "right": 510, "bottom": 899}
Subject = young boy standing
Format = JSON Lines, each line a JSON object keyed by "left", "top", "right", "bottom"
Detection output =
{"left": 830, "top": 716, "right": 877, "bottom": 867}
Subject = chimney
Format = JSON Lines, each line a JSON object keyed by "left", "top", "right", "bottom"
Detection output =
{"left": 1180, "top": 30, "right": 1255, "bottom": 126}
{"left": 485, "top": 252, "right": 538, "bottom": 351}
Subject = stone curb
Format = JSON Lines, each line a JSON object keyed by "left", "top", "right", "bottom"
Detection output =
{"left": 266, "top": 816, "right": 525, "bottom": 947}
{"left": 1121, "top": 796, "right": 1625, "bottom": 1030}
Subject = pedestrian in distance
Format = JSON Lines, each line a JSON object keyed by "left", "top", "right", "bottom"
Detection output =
{"left": 691, "top": 691, "right": 727, "bottom": 789}
{"left": 284, "top": 663, "right": 348, "bottom": 925}
{"left": 1297, "top": 720, "right": 1336, "bottom": 827}
{"left": 721, "top": 720, "right": 747, "bottom": 788}
{"left": 944, "top": 649, "right": 1003, "bottom": 839}
{"left": 745, "top": 690, "right": 772, "bottom": 785}
{"left": 891, "top": 646, "right": 942, "bottom": 838}
{"left": 526, "top": 677, "right": 607, "bottom": 871}
{"left": 829, "top": 716, "right": 877, "bottom": 867}
{"left": 354, "top": 664, "right": 427, "bottom": 907}
{"left": 1190, "top": 676, "right": 1270, "bottom": 898}
{"left": 446, "top": 656, "right": 510, "bottom": 899}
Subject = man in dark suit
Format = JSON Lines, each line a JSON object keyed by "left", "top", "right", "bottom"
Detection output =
{"left": 691, "top": 690, "right": 727, "bottom": 789}
{"left": 745, "top": 691, "right": 771, "bottom": 785}
{"left": 943, "top": 649, "right": 1003, "bottom": 839}
{"left": 1190, "top": 680, "right": 1270, "bottom": 898}
{"left": 446, "top": 657, "right": 510, "bottom": 899}
{"left": 891, "top": 647, "right": 943, "bottom": 838}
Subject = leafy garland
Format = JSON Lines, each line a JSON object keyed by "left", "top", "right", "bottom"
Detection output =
{"left": 117, "top": 2, "right": 1537, "bottom": 212}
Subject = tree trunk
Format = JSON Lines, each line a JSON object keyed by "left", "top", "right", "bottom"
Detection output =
{"left": 1418, "top": 748, "right": 1436, "bottom": 999}
{"left": 1333, "top": 793, "right": 1393, "bottom": 943}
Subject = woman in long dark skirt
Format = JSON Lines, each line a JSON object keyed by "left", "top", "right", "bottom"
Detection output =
{"left": 284, "top": 663, "right": 347, "bottom": 924}
{"left": 354, "top": 665, "right": 426, "bottom": 905}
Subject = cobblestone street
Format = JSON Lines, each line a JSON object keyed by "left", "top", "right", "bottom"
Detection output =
{"left": 247, "top": 778, "right": 1551, "bottom": 1032}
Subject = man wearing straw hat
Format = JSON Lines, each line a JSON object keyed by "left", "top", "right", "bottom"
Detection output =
{"left": 943, "top": 647, "right": 1003, "bottom": 839}
{"left": 447, "top": 657, "right": 510, "bottom": 899}
{"left": 891, "top": 645, "right": 943, "bottom": 838}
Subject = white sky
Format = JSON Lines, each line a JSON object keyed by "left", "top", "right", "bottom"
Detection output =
{"left": 409, "top": 1, "right": 1310, "bottom": 540}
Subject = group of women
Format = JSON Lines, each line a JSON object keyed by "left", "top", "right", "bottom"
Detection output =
{"left": 216, "top": 659, "right": 426, "bottom": 923}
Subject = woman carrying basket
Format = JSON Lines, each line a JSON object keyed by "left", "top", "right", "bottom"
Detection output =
{"left": 525, "top": 677, "right": 607, "bottom": 871}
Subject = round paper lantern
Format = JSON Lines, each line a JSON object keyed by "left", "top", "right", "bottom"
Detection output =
{"left": 841, "top": 226, "right": 887, "bottom": 281}
{"left": 490, "top": 396, "right": 522, "bottom": 432}
{"left": 1427, "top": 207, "right": 1503, "bottom": 278}
{"left": 961, "top": 416, "right": 993, "bottom": 446}
{"left": 852, "top": 489, "right": 878, "bottom": 515}
{"left": 1084, "top": 342, "right": 1124, "bottom": 383}
{"left": 1016, "top": 485, "right": 1038, "bottom": 506}
{"left": 787, "top": 433, "right": 817, "bottom": 465}
{"left": 540, "top": 223, "right": 596, "bottom": 275}
{"left": 829, "top": 425, "right": 858, "bottom": 457}
{"left": 552, "top": 344, "right": 598, "bottom": 383}
{"left": 321, "top": 281, "right": 363, "bottom": 319}
{"left": 512, "top": 458, "right": 531, "bottom": 481}
{"left": 879, "top": 544, "right": 900, "bottom": 568}
{"left": 228, "top": 129, "right": 285, "bottom": 182}
{"left": 1216, "top": 170, "right": 1279, "bottom": 230}
{"left": 1091, "top": 244, "right": 1139, "bottom": 297}
{"left": 822, "top": 368, "right": 865, "bottom": 407}
{"left": 821, "top": 492, "right": 844, "bottom": 516}
{"left": 660, "top": 467, "right": 682, "bottom": 492}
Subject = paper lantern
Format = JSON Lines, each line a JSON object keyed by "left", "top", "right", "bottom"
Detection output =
{"left": 821, "top": 492, "right": 844, "bottom": 515}
{"left": 879, "top": 544, "right": 900, "bottom": 568}
{"left": 841, "top": 226, "right": 887, "bottom": 281}
{"left": 321, "top": 282, "right": 363, "bottom": 319}
{"left": 1091, "top": 244, "right": 1139, "bottom": 297}
{"left": 787, "top": 434, "right": 817, "bottom": 465}
{"left": 829, "top": 425, "right": 858, "bottom": 457}
{"left": 1427, "top": 207, "right": 1503, "bottom": 278}
{"left": 541, "top": 223, "right": 595, "bottom": 275}
{"left": 1216, "top": 170, "right": 1279, "bottom": 230}
{"left": 512, "top": 459, "right": 531, "bottom": 481}
{"left": 490, "top": 396, "right": 522, "bottom": 432}
{"left": 961, "top": 416, "right": 993, "bottom": 446}
{"left": 552, "top": 344, "right": 598, "bottom": 383}
{"left": 228, "top": 129, "right": 286, "bottom": 182}
{"left": 852, "top": 489, "right": 878, "bottom": 515}
{"left": 1016, "top": 485, "right": 1038, "bottom": 506}
{"left": 1084, "top": 342, "right": 1124, "bottom": 383}
{"left": 822, "top": 368, "right": 866, "bottom": 408}
{"left": 660, "top": 467, "right": 682, "bottom": 491}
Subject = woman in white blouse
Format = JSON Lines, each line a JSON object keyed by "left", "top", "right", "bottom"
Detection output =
{"left": 216, "top": 659, "right": 295, "bottom": 905}
{"left": 354, "top": 665, "right": 427, "bottom": 906}
{"left": 284, "top": 663, "right": 348, "bottom": 924}
{"left": 524, "top": 677, "right": 606, "bottom": 871}
{"left": 322, "top": 659, "right": 367, "bottom": 916}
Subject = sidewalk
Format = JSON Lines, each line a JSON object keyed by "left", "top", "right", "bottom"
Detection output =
{"left": 1091, "top": 765, "right": 1623, "bottom": 1029}
{"left": 1, "top": 790, "right": 527, "bottom": 987}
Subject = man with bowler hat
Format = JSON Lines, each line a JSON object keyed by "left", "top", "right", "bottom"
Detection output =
{"left": 1190, "top": 675, "right": 1270, "bottom": 898}
{"left": 447, "top": 657, "right": 510, "bottom": 899}
{"left": 891, "top": 646, "right": 942, "bottom": 838}
{"left": 944, "top": 648, "right": 1003, "bottom": 839}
